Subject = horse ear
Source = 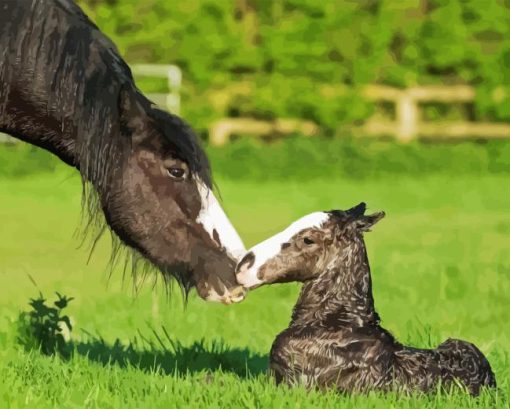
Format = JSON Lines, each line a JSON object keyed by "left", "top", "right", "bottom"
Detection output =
{"left": 353, "top": 212, "right": 385, "bottom": 232}
{"left": 118, "top": 84, "right": 146, "bottom": 140}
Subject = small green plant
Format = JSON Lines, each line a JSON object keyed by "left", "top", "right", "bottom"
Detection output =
{"left": 16, "top": 292, "right": 74, "bottom": 357}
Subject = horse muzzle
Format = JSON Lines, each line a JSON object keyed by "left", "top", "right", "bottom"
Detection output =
{"left": 203, "top": 284, "right": 246, "bottom": 304}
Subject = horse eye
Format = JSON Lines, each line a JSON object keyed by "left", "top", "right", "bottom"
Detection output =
{"left": 303, "top": 237, "right": 314, "bottom": 245}
{"left": 167, "top": 167, "right": 186, "bottom": 179}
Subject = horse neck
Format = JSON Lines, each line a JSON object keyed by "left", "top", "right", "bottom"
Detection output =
{"left": 290, "top": 234, "right": 379, "bottom": 328}
{"left": 0, "top": 3, "right": 75, "bottom": 165}
{"left": 0, "top": 0, "right": 129, "bottom": 176}
{"left": 0, "top": 107, "right": 78, "bottom": 167}
{"left": 0, "top": 52, "right": 132, "bottom": 189}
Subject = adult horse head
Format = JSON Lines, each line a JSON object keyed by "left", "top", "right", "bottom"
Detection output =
{"left": 0, "top": 0, "right": 246, "bottom": 303}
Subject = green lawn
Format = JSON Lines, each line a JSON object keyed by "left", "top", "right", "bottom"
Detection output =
{"left": 0, "top": 170, "right": 509, "bottom": 408}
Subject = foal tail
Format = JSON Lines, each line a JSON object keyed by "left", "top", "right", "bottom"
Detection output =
{"left": 437, "top": 338, "right": 496, "bottom": 395}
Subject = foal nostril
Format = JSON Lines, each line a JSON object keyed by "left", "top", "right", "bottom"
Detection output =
{"left": 236, "top": 251, "right": 255, "bottom": 273}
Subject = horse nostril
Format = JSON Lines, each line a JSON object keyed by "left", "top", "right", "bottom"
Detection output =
{"left": 236, "top": 251, "right": 255, "bottom": 273}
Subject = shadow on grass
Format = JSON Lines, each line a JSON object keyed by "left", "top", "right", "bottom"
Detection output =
{"left": 70, "top": 328, "right": 269, "bottom": 378}
{"left": 15, "top": 293, "right": 268, "bottom": 378}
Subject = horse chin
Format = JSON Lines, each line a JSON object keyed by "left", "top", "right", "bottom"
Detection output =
{"left": 191, "top": 247, "right": 247, "bottom": 304}
{"left": 203, "top": 285, "right": 246, "bottom": 305}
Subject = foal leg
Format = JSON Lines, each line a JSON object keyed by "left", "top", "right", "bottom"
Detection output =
{"left": 269, "top": 342, "right": 318, "bottom": 388}
{"left": 270, "top": 332, "right": 394, "bottom": 392}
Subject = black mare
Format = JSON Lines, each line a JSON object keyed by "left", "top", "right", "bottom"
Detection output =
{"left": 0, "top": 0, "right": 246, "bottom": 303}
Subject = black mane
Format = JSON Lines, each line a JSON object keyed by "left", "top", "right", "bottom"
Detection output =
{"left": 0, "top": 0, "right": 211, "bottom": 188}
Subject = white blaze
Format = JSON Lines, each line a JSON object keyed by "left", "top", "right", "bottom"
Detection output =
{"left": 196, "top": 181, "right": 246, "bottom": 260}
{"left": 237, "top": 212, "right": 330, "bottom": 288}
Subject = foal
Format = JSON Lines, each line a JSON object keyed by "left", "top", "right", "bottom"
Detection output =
{"left": 236, "top": 203, "right": 496, "bottom": 395}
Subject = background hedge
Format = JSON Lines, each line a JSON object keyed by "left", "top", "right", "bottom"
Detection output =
{"left": 77, "top": 0, "right": 510, "bottom": 133}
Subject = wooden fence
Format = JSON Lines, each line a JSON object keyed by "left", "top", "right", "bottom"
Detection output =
{"left": 3, "top": 63, "right": 510, "bottom": 145}
{"left": 130, "top": 64, "right": 182, "bottom": 114}
{"left": 209, "top": 84, "right": 510, "bottom": 145}
{"left": 360, "top": 84, "right": 510, "bottom": 143}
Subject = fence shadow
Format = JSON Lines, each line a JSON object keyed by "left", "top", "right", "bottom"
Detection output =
{"left": 70, "top": 329, "right": 268, "bottom": 378}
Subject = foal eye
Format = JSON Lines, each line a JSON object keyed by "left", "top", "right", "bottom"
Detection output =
{"left": 167, "top": 167, "right": 186, "bottom": 179}
{"left": 303, "top": 237, "right": 315, "bottom": 245}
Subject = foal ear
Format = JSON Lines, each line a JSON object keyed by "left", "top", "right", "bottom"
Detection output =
{"left": 346, "top": 202, "right": 366, "bottom": 218}
{"left": 353, "top": 211, "right": 385, "bottom": 232}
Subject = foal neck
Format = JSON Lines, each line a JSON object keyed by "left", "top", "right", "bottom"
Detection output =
{"left": 291, "top": 234, "right": 379, "bottom": 328}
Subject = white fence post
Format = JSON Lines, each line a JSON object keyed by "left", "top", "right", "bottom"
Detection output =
{"left": 130, "top": 64, "right": 182, "bottom": 114}
{"left": 166, "top": 65, "right": 182, "bottom": 116}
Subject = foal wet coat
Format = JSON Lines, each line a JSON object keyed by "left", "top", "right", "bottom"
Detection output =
{"left": 237, "top": 203, "right": 496, "bottom": 395}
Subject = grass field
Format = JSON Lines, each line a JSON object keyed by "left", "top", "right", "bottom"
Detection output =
{"left": 0, "top": 169, "right": 509, "bottom": 408}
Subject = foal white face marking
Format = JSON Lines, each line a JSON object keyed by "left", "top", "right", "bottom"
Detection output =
{"left": 196, "top": 180, "right": 246, "bottom": 260}
{"left": 236, "top": 212, "right": 330, "bottom": 288}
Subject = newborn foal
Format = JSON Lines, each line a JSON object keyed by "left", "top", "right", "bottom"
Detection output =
{"left": 236, "top": 203, "right": 496, "bottom": 395}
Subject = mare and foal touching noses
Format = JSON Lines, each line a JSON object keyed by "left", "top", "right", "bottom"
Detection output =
{"left": 235, "top": 203, "right": 496, "bottom": 395}
{"left": 0, "top": 0, "right": 494, "bottom": 396}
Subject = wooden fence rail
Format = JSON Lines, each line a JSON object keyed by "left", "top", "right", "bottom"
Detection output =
{"left": 209, "top": 117, "right": 320, "bottom": 146}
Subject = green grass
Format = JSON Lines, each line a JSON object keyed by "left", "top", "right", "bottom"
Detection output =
{"left": 0, "top": 170, "right": 509, "bottom": 408}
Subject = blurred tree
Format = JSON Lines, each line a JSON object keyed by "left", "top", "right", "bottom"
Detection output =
{"left": 77, "top": 0, "right": 510, "bottom": 131}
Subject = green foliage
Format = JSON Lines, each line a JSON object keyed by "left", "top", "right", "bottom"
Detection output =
{"left": 0, "top": 143, "right": 60, "bottom": 177}
{"left": 16, "top": 292, "right": 74, "bottom": 357}
{"left": 77, "top": 0, "right": 510, "bottom": 133}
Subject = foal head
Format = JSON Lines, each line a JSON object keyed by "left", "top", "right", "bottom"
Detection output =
{"left": 236, "top": 203, "right": 384, "bottom": 289}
